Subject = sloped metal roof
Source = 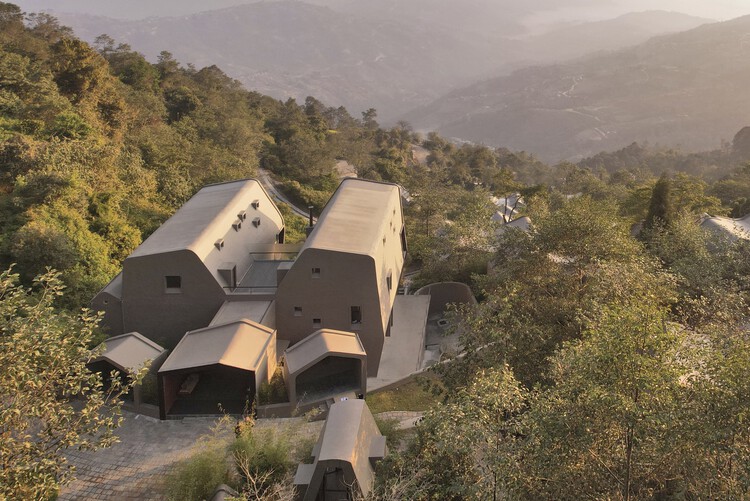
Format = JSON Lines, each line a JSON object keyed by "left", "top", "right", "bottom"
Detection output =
{"left": 158, "top": 319, "right": 275, "bottom": 373}
{"left": 284, "top": 329, "right": 366, "bottom": 377}
{"left": 91, "top": 332, "right": 165, "bottom": 372}
{"left": 301, "top": 179, "right": 401, "bottom": 257}
{"left": 129, "top": 179, "right": 283, "bottom": 261}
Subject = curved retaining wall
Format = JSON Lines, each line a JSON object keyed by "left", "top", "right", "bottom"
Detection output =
{"left": 414, "top": 282, "right": 477, "bottom": 317}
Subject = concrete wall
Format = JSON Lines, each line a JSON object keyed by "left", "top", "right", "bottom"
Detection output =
{"left": 276, "top": 251, "right": 384, "bottom": 376}
{"left": 122, "top": 250, "right": 226, "bottom": 349}
{"left": 415, "top": 282, "right": 477, "bottom": 317}
{"left": 91, "top": 290, "right": 123, "bottom": 336}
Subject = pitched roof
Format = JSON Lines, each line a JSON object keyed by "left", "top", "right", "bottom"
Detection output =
{"left": 301, "top": 179, "right": 401, "bottom": 256}
{"left": 129, "top": 179, "right": 282, "bottom": 260}
{"left": 158, "top": 319, "right": 275, "bottom": 373}
{"left": 297, "top": 399, "right": 385, "bottom": 499}
{"left": 284, "top": 329, "right": 366, "bottom": 377}
{"left": 91, "top": 332, "right": 165, "bottom": 372}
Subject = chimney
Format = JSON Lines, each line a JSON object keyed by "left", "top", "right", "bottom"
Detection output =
{"left": 306, "top": 205, "right": 315, "bottom": 236}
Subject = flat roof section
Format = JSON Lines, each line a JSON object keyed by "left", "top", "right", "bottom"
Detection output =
{"left": 159, "top": 320, "right": 274, "bottom": 373}
{"left": 91, "top": 332, "right": 165, "bottom": 372}
{"left": 209, "top": 301, "right": 273, "bottom": 327}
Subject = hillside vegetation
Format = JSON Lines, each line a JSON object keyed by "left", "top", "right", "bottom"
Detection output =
{"left": 0, "top": 3, "right": 417, "bottom": 307}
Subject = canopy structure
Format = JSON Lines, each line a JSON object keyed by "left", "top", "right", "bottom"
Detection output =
{"left": 91, "top": 332, "right": 165, "bottom": 373}
{"left": 283, "top": 329, "right": 367, "bottom": 405}
{"left": 158, "top": 319, "right": 277, "bottom": 418}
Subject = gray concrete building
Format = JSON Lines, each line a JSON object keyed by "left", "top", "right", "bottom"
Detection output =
{"left": 92, "top": 179, "right": 285, "bottom": 348}
{"left": 92, "top": 177, "right": 416, "bottom": 418}
{"left": 276, "top": 179, "right": 406, "bottom": 376}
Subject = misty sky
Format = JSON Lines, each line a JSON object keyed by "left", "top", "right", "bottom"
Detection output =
{"left": 11, "top": 0, "right": 750, "bottom": 22}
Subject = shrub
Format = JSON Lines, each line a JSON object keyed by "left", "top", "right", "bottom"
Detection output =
{"left": 231, "top": 424, "right": 293, "bottom": 494}
{"left": 164, "top": 435, "right": 231, "bottom": 501}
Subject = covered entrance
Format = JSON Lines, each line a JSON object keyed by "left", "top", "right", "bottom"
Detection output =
{"left": 283, "top": 329, "right": 367, "bottom": 407}
{"left": 158, "top": 319, "right": 277, "bottom": 419}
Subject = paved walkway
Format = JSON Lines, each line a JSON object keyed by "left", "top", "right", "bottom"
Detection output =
{"left": 59, "top": 411, "right": 326, "bottom": 500}
{"left": 59, "top": 413, "right": 225, "bottom": 500}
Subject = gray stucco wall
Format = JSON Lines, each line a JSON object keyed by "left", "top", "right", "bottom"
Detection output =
{"left": 122, "top": 250, "right": 226, "bottom": 348}
{"left": 276, "top": 250, "right": 385, "bottom": 376}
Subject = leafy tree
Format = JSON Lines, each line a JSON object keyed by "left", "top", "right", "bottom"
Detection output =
{"left": 376, "top": 366, "right": 526, "bottom": 500}
{"left": 0, "top": 267, "right": 140, "bottom": 499}
{"left": 644, "top": 174, "right": 673, "bottom": 229}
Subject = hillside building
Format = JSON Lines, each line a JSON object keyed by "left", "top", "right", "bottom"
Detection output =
{"left": 92, "top": 178, "right": 418, "bottom": 418}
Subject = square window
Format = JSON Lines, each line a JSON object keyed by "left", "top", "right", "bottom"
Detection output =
{"left": 313, "top": 318, "right": 322, "bottom": 329}
{"left": 312, "top": 267, "right": 321, "bottom": 278}
{"left": 351, "top": 306, "right": 362, "bottom": 325}
{"left": 165, "top": 275, "right": 182, "bottom": 292}
{"left": 294, "top": 306, "right": 302, "bottom": 317}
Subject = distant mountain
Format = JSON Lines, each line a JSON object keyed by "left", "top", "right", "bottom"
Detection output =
{"left": 56, "top": 2, "right": 502, "bottom": 120}
{"left": 403, "top": 15, "right": 750, "bottom": 162}
{"left": 53, "top": 3, "right": 710, "bottom": 122}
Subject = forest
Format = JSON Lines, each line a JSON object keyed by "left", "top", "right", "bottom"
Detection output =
{"left": 3, "top": 2, "right": 750, "bottom": 499}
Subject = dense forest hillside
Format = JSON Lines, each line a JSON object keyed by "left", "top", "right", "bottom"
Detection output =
{"left": 404, "top": 14, "right": 750, "bottom": 162}
{"left": 0, "top": 3, "right": 420, "bottom": 307}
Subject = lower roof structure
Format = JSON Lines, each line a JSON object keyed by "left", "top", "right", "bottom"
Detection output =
{"left": 91, "top": 331, "right": 165, "bottom": 373}
{"left": 159, "top": 319, "right": 275, "bottom": 374}
{"left": 294, "top": 399, "right": 386, "bottom": 501}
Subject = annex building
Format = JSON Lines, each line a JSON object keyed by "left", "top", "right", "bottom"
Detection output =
{"left": 92, "top": 178, "right": 426, "bottom": 419}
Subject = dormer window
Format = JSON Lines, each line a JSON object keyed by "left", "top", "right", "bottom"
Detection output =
{"left": 251, "top": 199, "right": 260, "bottom": 209}
{"left": 237, "top": 210, "right": 247, "bottom": 221}
{"left": 252, "top": 217, "right": 261, "bottom": 227}
{"left": 233, "top": 219, "right": 242, "bottom": 231}
{"left": 215, "top": 239, "right": 225, "bottom": 250}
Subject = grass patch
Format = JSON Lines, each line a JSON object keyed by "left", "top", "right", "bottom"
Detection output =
{"left": 365, "top": 374, "right": 442, "bottom": 414}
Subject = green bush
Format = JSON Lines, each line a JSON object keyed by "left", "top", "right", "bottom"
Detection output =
{"left": 164, "top": 438, "right": 231, "bottom": 501}
{"left": 257, "top": 367, "right": 288, "bottom": 405}
{"left": 231, "top": 425, "right": 293, "bottom": 492}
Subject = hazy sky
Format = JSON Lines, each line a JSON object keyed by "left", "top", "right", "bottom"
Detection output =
{"left": 12, "top": 0, "right": 750, "bottom": 23}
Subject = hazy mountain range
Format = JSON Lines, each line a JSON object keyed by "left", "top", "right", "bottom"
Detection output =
{"left": 403, "top": 15, "right": 750, "bottom": 162}
{"left": 49, "top": 3, "right": 709, "bottom": 121}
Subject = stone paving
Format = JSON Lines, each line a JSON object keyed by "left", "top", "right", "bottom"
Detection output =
{"left": 58, "top": 409, "right": 418, "bottom": 500}
{"left": 59, "top": 412, "right": 226, "bottom": 500}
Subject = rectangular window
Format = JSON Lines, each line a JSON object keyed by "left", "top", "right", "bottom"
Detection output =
{"left": 386, "top": 271, "right": 393, "bottom": 291}
{"left": 312, "top": 267, "right": 321, "bottom": 278}
{"left": 351, "top": 306, "right": 362, "bottom": 326}
{"left": 313, "top": 318, "right": 322, "bottom": 329}
{"left": 165, "top": 275, "right": 182, "bottom": 293}
{"left": 294, "top": 306, "right": 302, "bottom": 317}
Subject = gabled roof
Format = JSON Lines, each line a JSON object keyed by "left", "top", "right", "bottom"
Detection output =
{"left": 284, "top": 329, "right": 366, "bottom": 377}
{"left": 301, "top": 179, "right": 401, "bottom": 257}
{"left": 91, "top": 332, "right": 165, "bottom": 372}
{"left": 296, "top": 399, "right": 386, "bottom": 500}
{"left": 158, "top": 319, "right": 275, "bottom": 373}
{"left": 129, "top": 179, "right": 282, "bottom": 261}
